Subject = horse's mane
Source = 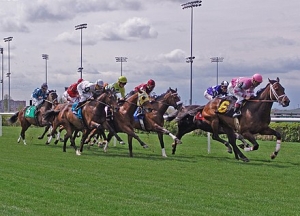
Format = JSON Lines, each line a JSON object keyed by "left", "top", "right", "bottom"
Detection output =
{"left": 255, "top": 79, "right": 277, "bottom": 97}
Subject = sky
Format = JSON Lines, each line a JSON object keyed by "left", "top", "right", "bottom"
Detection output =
{"left": 0, "top": 0, "right": 300, "bottom": 109}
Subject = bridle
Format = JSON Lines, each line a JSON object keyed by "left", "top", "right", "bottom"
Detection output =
{"left": 269, "top": 82, "right": 287, "bottom": 106}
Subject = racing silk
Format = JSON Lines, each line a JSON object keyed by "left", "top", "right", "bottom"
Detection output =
{"left": 77, "top": 81, "right": 98, "bottom": 102}
{"left": 31, "top": 88, "right": 48, "bottom": 106}
{"left": 228, "top": 77, "right": 256, "bottom": 104}
{"left": 67, "top": 83, "right": 79, "bottom": 98}
{"left": 106, "top": 82, "right": 125, "bottom": 98}
{"left": 32, "top": 88, "right": 47, "bottom": 100}
{"left": 134, "top": 83, "right": 152, "bottom": 94}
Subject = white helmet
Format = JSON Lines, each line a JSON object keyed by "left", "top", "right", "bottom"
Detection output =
{"left": 96, "top": 79, "right": 104, "bottom": 86}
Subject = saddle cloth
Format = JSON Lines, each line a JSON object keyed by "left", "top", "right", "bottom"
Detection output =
{"left": 24, "top": 106, "right": 36, "bottom": 118}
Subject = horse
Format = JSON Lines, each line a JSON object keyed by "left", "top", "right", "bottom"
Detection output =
{"left": 131, "top": 87, "right": 182, "bottom": 157}
{"left": 103, "top": 90, "right": 152, "bottom": 157}
{"left": 165, "top": 104, "right": 243, "bottom": 155}
{"left": 201, "top": 77, "right": 290, "bottom": 161}
{"left": 43, "top": 88, "right": 121, "bottom": 154}
{"left": 7, "top": 90, "right": 58, "bottom": 145}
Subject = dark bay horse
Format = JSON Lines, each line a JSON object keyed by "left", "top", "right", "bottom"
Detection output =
{"left": 132, "top": 88, "right": 182, "bottom": 157}
{"left": 7, "top": 90, "right": 58, "bottom": 145}
{"left": 202, "top": 78, "right": 290, "bottom": 161}
{"left": 43, "top": 89, "right": 120, "bottom": 155}
{"left": 104, "top": 90, "right": 152, "bottom": 157}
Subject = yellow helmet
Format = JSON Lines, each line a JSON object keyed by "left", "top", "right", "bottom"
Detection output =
{"left": 118, "top": 76, "right": 127, "bottom": 83}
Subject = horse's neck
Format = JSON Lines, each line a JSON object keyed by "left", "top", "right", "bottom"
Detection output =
{"left": 121, "top": 95, "right": 138, "bottom": 114}
{"left": 246, "top": 86, "right": 273, "bottom": 116}
{"left": 42, "top": 101, "right": 53, "bottom": 110}
{"left": 152, "top": 97, "right": 169, "bottom": 114}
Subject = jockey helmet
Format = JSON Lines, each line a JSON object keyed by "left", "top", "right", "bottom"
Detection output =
{"left": 41, "top": 83, "right": 48, "bottom": 89}
{"left": 96, "top": 79, "right": 104, "bottom": 87}
{"left": 221, "top": 81, "right": 229, "bottom": 87}
{"left": 77, "top": 78, "right": 84, "bottom": 84}
{"left": 147, "top": 79, "right": 155, "bottom": 87}
{"left": 118, "top": 76, "right": 127, "bottom": 84}
{"left": 252, "top": 73, "right": 263, "bottom": 83}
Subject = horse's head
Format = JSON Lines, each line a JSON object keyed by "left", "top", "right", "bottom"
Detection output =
{"left": 165, "top": 87, "right": 182, "bottom": 109}
{"left": 47, "top": 90, "right": 59, "bottom": 106}
{"left": 268, "top": 78, "right": 290, "bottom": 107}
{"left": 101, "top": 88, "right": 119, "bottom": 112}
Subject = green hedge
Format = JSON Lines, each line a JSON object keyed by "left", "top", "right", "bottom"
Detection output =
{"left": 2, "top": 113, "right": 300, "bottom": 142}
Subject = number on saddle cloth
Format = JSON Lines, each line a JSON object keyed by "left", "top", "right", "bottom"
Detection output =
{"left": 72, "top": 102, "right": 83, "bottom": 119}
{"left": 24, "top": 106, "right": 37, "bottom": 118}
{"left": 216, "top": 96, "right": 236, "bottom": 116}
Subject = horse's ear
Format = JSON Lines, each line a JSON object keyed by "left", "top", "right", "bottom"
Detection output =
{"left": 268, "top": 78, "right": 271, "bottom": 83}
{"left": 175, "top": 88, "right": 177, "bottom": 92}
{"left": 277, "top": 77, "right": 280, "bottom": 82}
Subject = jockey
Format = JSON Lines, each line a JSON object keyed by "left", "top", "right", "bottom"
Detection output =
{"left": 134, "top": 79, "right": 156, "bottom": 95}
{"left": 204, "top": 80, "right": 229, "bottom": 101}
{"left": 105, "top": 76, "right": 127, "bottom": 100}
{"left": 74, "top": 79, "right": 104, "bottom": 111}
{"left": 228, "top": 73, "right": 263, "bottom": 117}
{"left": 31, "top": 83, "right": 48, "bottom": 109}
{"left": 62, "top": 78, "right": 84, "bottom": 103}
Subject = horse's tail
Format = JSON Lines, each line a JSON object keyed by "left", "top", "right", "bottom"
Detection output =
{"left": 43, "top": 110, "right": 60, "bottom": 122}
{"left": 7, "top": 112, "right": 19, "bottom": 124}
{"left": 164, "top": 109, "right": 179, "bottom": 122}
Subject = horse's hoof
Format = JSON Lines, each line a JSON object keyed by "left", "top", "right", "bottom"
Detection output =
{"left": 242, "top": 157, "right": 250, "bottom": 162}
{"left": 38, "top": 137, "right": 42, "bottom": 140}
{"left": 45, "top": 142, "right": 49, "bottom": 145}
{"left": 176, "top": 139, "right": 182, "bottom": 144}
{"left": 143, "top": 144, "right": 149, "bottom": 149}
{"left": 76, "top": 150, "right": 81, "bottom": 156}
{"left": 270, "top": 153, "right": 276, "bottom": 160}
{"left": 54, "top": 141, "right": 58, "bottom": 145}
{"left": 119, "top": 141, "right": 125, "bottom": 145}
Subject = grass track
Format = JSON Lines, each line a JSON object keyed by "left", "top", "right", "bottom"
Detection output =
{"left": 1, "top": 126, "right": 300, "bottom": 216}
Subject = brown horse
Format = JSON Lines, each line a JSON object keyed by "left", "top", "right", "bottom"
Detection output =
{"left": 43, "top": 88, "right": 121, "bottom": 154}
{"left": 202, "top": 77, "right": 290, "bottom": 161}
{"left": 104, "top": 90, "right": 152, "bottom": 157}
{"left": 131, "top": 88, "right": 182, "bottom": 157}
{"left": 7, "top": 90, "right": 58, "bottom": 145}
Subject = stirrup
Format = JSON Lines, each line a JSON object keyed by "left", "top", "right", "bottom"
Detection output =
{"left": 232, "top": 111, "right": 241, "bottom": 118}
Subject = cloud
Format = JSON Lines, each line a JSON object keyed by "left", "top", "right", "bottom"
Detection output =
{"left": 96, "top": 17, "right": 158, "bottom": 41}
{"left": 0, "top": 18, "right": 30, "bottom": 33}
{"left": 23, "top": 0, "right": 142, "bottom": 23}
{"left": 158, "top": 49, "right": 186, "bottom": 63}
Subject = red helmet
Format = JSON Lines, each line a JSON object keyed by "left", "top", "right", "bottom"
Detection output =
{"left": 147, "top": 79, "right": 155, "bottom": 87}
{"left": 77, "top": 78, "right": 84, "bottom": 84}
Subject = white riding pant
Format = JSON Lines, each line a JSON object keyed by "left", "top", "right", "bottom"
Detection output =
{"left": 203, "top": 90, "right": 213, "bottom": 101}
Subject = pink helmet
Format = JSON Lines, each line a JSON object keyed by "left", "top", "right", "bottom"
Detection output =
{"left": 147, "top": 79, "right": 155, "bottom": 87}
{"left": 252, "top": 73, "right": 263, "bottom": 83}
{"left": 77, "top": 78, "right": 84, "bottom": 84}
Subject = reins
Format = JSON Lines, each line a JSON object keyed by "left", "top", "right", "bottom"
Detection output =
{"left": 247, "top": 82, "right": 286, "bottom": 104}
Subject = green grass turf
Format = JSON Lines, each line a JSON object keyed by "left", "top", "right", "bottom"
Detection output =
{"left": 1, "top": 126, "right": 300, "bottom": 216}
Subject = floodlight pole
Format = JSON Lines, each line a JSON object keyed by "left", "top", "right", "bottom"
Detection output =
{"left": 210, "top": 57, "right": 224, "bottom": 85}
{"left": 115, "top": 57, "right": 128, "bottom": 76}
{"left": 182, "top": 1, "right": 202, "bottom": 105}
{"left": 42, "top": 54, "right": 49, "bottom": 83}
{"left": 75, "top": 23, "right": 87, "bottom": 79}
{"left": 4, "top": 36, "right": 13, "bottom": 112}
{"left": 0, "top": 47, "right": 3, "bottom": 110}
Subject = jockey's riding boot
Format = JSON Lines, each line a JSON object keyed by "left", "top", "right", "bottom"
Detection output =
{"left": 74, "top": 101, "right": 84, "bottom": 111}
{"left": 233, "top": 104, "right": 242, "bottom": 118}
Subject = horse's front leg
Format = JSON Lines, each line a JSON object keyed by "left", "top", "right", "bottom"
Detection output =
{"left": 38, "top": 125, "right": 51, "bottom": 139}
{"left": 157, "top": 132, "right": 167, "bottom": 157}
{"left": 259, "top": 127, "right": 281, "bottom": 160}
